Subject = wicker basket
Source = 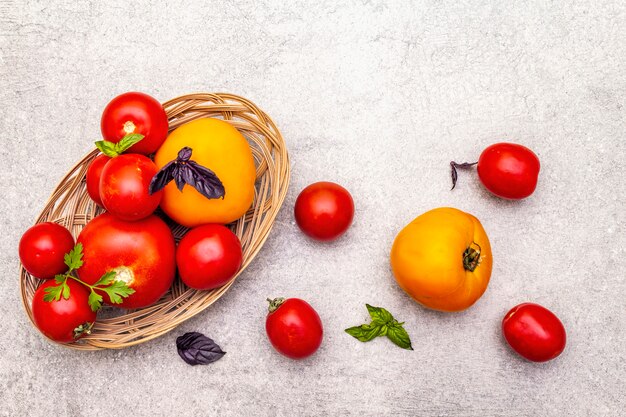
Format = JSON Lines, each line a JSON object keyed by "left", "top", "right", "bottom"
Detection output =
{"left": 19, "top": 93, "right": 290, "bottom": 350}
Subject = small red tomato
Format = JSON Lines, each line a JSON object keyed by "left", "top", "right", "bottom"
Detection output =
{"left": 265, "top": 298, "right": 323, "bottom": 359}
{"left": 85, "top": 154, "right": 110, "bottom": 206}
{"left": 101, "top": 92, "right": 169, "bottom": 155}
{"left": 477, "top": 143, "right": 540, "bottom": 199}
{"left": 32, "top": 279, "right": 97, "bottom": 343}
{"left": 176, "top": 224, "right": 243, "bottom": 290}
{"left": 99, "top": 154, "right": 162, "bottom": 221}
{"left": 502, "top": 303, "right": 566, "bottom": 362}
{"left": 294, "top": 181, "right": 354, "bottom": 241}
{"left": 77, "top": 213, "right": 176, "bottom": 309}
{"left": 451, "top": 143, "right": 540, "bottom": 199}
{"left": 19, "top": 223, "right": 75, "bottom": 279}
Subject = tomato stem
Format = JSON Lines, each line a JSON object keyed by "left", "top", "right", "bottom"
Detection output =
{"left": 267, "top": 297, "right": 286, "bottom": 313}
{"left": 73, "top": 321, "right": 94, "bottom": 339}
{"left": 462, "top": 242, "right": 482, "bottom": 272}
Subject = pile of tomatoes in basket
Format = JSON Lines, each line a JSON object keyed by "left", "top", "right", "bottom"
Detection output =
{"left": 19, "top": 92, "right": 255, "bottom": 343}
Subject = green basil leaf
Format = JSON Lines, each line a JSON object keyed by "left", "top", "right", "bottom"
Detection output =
{"left": 345, "top": 323, "right": 383, "bottom": 342}
{"left": 95, "top": 140, "right": 120, "bottom": 157}
{"left": 115, "top": 133, "right": 144, "bottom": 153}
{"left": 386, "top": 324, "right": 413, "bottom": 350}
{"left": 366, "top": 304, "right": 394, "bottom": 324}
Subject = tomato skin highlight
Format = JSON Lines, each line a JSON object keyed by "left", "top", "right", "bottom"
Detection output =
{"left": 477, "top": 143, "right": 540, "bottom": 199}
{"left": 294, "top": 181, "right": 354, "bottom": 241}
{"left": 77, "top": 213, "right": 176, "bottom": 309}
{"left": 502, "top": 303, "right": 567, "bottom": 362}
{"left": 176, "top": 224, "right": 243, "bottom": 290}
{"left": 32, "top": 279, "right": 96, "bottom": 343}
{"left": 19, "top": 222, "right": 75, "bottom": 279}
{"left": 265, "top": 298, "right": 323, "bottom": 359}
{"left": 99, "top": 154, "right": 162, "bottom": 222}
{"left": 100, "top": 92, "right": 168, "bottom": 155}
{"left": 85, "top": 154, "right": 110, "bottom": 206}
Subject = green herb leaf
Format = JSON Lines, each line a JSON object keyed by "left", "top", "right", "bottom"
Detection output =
{"left": 43, "top": 283, "right": 64, "bottom": 302}
{"left": 95, "top": 133, "right": 144, "bottom": 157}
{"left": 345, "top": 304, "right": 413, "bottom": 351}
{"left": 345, "top": 323, "right": 383, "bottom": 342}
{"left": 102, "top": 280, "right": 135, "bottom": 304}
{"left": 93, "top": 271, "right": 117, "bottom": 287}
{"left": 64, "top": 243, "right": 84, "bottom": 272}
{"left": 95, "top": 140, "right": 118, "bottom": 157}
{"left": 386, "top": 324, "right": 413, "bottom": 350}
{"left": 88, "top": 290, "right": 103, "bottom": 312}
{"left": 54, "top": 274, "right": 66, "bottom": 284}
{"left": 366, "top": 304, "right": 394, "bottom": 325}
{"left": 116, "top": 133, "right": 144, "bottom": 152}
{"left": 61, "top": 281, "right": 70, "bottom": 299}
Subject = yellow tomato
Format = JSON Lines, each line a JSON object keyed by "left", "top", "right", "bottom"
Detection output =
{"left": 390, "top": 207, "right": 492, "bottom": 312}
{"left": 154, "top": 118, "right": 256, "bottom": 227}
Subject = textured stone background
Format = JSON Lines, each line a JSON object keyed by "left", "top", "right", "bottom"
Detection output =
{"left": 1, "top": 1, "right": 624, "bottom": 416}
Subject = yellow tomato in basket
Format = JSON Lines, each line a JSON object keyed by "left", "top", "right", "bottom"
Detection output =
{"left": 390, "top": 207, "right": 492, "bottom": 312}
{"left": 154, "top": 118, "right": 256, "bottom": 226}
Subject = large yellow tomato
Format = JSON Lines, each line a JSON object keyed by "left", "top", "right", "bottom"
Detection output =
{"left": 154, "top": 118, "right": 256, "bottom": 227}
{"left": 390, "top": 207, "right": 492, "bottom": 312}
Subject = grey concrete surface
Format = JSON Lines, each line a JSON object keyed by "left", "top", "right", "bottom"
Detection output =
{"left": 1, "top": 1, "right": 625, "bottom": 416}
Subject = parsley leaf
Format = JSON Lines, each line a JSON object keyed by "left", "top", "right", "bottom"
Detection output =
{"left": 64, "top": 243, "right": 84, "bottom": 272}
{"left": 102, "top": 281, "right": 135, "bottom": 305}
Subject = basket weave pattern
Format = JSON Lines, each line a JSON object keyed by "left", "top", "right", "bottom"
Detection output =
{"left": 19, "top": 93, "right": 290, "bottom": 350}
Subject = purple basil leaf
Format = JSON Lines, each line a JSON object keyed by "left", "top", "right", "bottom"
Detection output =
{"left": 176, "top": 332, "right": 226, "bottom": 366}
{"left": 184, "top": 161, "right": 226, "bottom": 200}
{"left": 149, "top": 160, "right": 176, "bottom": 194}
{"left": 172, "top": 164, "right": 186, "bottom": 191}
{"left": 178, "top": 147, "right": 192, "bottom": 161}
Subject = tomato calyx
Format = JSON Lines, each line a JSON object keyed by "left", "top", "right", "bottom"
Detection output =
{"left": 449, "top": 161, "right": 477, "bottom": 190}
{"left": 462, "top": 242, "right": 482, "bottom": 272}
{"left": 267, "top": 297, "right": 286, "bottom": 313}
{"left": 73, "top": 321, "right": 94, "bottom": 340}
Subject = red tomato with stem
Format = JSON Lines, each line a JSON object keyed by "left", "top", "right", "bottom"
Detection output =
{"left": 294, "top": 181, "right": 354, "bottom": 241}
{"left": 265, "top": 298, "right": 323, "bottom": 359}
{"left": 451, "top": 143, "right": 540, "bottom": 199}
{"left": 19, "top": 222, "right": 75, "bottom": 279}
{"left": 77, "top": 213, "right": 176, "bottom": 309}
{"left": 101, "top": 92, "right": 168, "bottom": 155}
{"left": 85, "top": 154, "right": 110, "bottom": 206}
{"left": 502, "top": 303, "right": 566, "bottom": 362}
{"left": 176, "top": 224, "right": 243, "bottom": 290}
{"left": 32, "top": 279, "right": 97, "bottom": 343}
{"left": 99, "top": 154, "right": 162, "bottom": 221}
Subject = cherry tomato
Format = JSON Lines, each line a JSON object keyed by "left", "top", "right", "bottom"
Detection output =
{"left": 99, "top": 154, "right": 162, "bottom": 221}
{"left": 502, "top": 303, "right": 566, "bottom": 362}
{"left": 19, "top": 222, "right": 75, "bottom": 279}
{"left": 477, "top": 143, "right": 540, "bottom": 199}
{"left": 101, "top": 92, "right": 168, "bottom": 155}
{"left": 32, "top": 279, "right": 97, "bottom": 343}
{"left": 77, "top": 213, "right": 176, "bottom": 309}
{"left": 85, "top": 154, "right": 110, "bottom": 206}
{"left": 265, "top": 297, "right": 323, "bottom": 359}
{"left": 294, "top": 181, "right": 354, "bottom": 241}
{"left": 176, "top": 224, "right": 243, "bottom": 290}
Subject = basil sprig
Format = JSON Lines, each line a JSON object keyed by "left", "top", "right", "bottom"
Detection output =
{"left": 345, "top": 304, "right": 413, "bottom": 350}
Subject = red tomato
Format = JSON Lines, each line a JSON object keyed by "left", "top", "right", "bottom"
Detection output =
{"left": 265, "top": 298, "right": 323, "bottom": 359}
{"left": 294, "top": 181, "right": 354, "bottom": 241}
{"left": 101, "top": 92, "right": 168, "bottom": 155}
{"left": 32, "top": 279, "right": 97, "bottom": 343}
{"left": 85, "top": 154, "right": 110, "bottom": 206}
{"left": 77, "top": 213, "right": 176, "bottom": 309}
{"left": 502, "top": 303, "right": 566, "bottom": 362}
{"left": 99, "top": 154, "right": 162, "bottom": 221}
{"left": 176, "top": 224, "right": 243, "bottom": 290}
{"left": 477, "top": 143, "right": 540, "bottom": 199}
{"left": 19, "top": 222, "right": 75, "bottom": 279}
